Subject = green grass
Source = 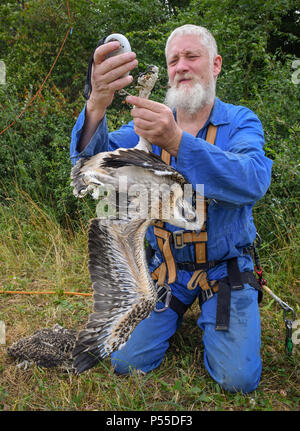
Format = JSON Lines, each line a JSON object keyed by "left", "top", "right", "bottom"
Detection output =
{"left": 0, "top": 189, "right": 299, "bottom": 411}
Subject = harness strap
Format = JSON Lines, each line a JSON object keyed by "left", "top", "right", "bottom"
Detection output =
{"left": 152, "top": 227, "right": 212, "bottom": 287}
{"left": 176, "top": 260, "right": 223, "bottom": 271}
{"left": 227, "top": 257, "right": 244, "bottom": 291}
{"left": 151, "top": 263, "right": 167, "bottom": 287}
{"left": 215, "top": 280, "right": 231, "bottom": 331}
{"left": 160, "top": 148, "right": 171, "bottom": 165}
{"left": 205, "top": 124, "right": 218, "bottom": 145}
{"left": 215, "top": 257, "right": 245, "bottom": 330}
{"left": 156, "top": 269, "right": 262, "bottom": 319}
{"left": 153, "top": 226, "right": 177, "bottom": 284}
{"left": 152, "top": 125, "right": 217, "bottom": 288}
{"left": 187, "top": 269, "right": 217, "bottom": 291}
{"left": 150, "top": 124, "right": 261, "bottom": 330}
{"left": 197, "top": 271, "right": 262, "bottom": 307}
{"left": 193, "top": 125, "right": 217, "bottom": 276}
{"left": 169, "top": 295, "right": 190, "bottom": 316}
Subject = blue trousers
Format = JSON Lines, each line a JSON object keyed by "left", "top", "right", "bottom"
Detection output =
{"left": 111, "top": 282, "right": 262, "bottom": 393}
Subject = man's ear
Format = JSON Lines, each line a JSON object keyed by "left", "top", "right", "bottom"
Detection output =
{"left": 213, "top": 55, "right": 222, "bottom": 78}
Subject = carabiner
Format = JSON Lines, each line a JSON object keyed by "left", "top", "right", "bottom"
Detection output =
{"left": 283, "top": 303, "right": 296, "bottom": 323}
{"left": 282, "top": 302, "right": 296, "bottom": 356}
{"left": 255, "top": 232, "right": 262, "bottom": 247}
{"left": 285, "top": 319, "right": 294, "bottom": 355}
{"left": 154, "top": 282, "right": 172, "bottom": 313}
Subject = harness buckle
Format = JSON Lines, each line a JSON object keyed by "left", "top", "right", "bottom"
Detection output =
{"left": 154, "top": 282, "right": 172, "bottom": 312}
{"left": 199, "top": 287, "right": 215, "bottom": 307}
{"left": 203, "top": 288, "right": 214, "bottom": 302}
{"left": 173, "top": 230, "right": 185, "bottom": 249}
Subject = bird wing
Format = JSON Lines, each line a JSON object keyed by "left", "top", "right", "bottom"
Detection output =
{"left": 102, "top": 149, "right": 186, "bottom": 185}
{"left": 72, "top": 217, "right": 157, "bottom": 374}
{"left": 70, "top": 152, "right": 118, "bottom": 198}
{"left": 71, "top": 148, "right": 187, "bottom": 198}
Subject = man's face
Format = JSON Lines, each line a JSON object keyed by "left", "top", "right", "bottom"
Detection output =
{"left": 165, "top": 34, "right": 221, "bottom": 114}
{"left": 166, "top": 34, "right": 215, "bottom": 89}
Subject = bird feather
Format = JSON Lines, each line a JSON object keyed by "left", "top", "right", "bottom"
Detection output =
{"left": 72, "top": 217, "right": 157, "bottom": 373}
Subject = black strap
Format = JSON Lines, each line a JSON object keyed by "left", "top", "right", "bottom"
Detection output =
{"left": 84, "top": 36, "right": 107, "bottom": 100}
{"left": 197, "top": 271, "right": 262, "bottom": 307}
{"left": 156, "top": 287, "right": 190, "bottom": 317}
{"left": 176, "top": 260, "right": 223, "bottom": 272}
{"left": 214, "top": 259, "right": 263, "bottom": 331}
{"left": 215, "top": 258, "right": 243, "bottom": 331}
{"left": 215, "top": 280, "right": 231, "bottom": 331}
{"left": 160, "top": 269, "right": 262, "bottom": 319}
{"left": 227, "top": 257, "right": 244, "bottom": 291}
{"left": 145, "top": 244, "right": 155, "bottom": 263}
{"left": 169, "top": 295, "right": 190, "bottom": 317}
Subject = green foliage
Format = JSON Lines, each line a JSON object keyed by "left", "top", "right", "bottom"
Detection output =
{"left": 0, "top": 0, "right": 173, "bottom": 222}
{"left": 0, "top": 0, "right": 299, "bottom": 245}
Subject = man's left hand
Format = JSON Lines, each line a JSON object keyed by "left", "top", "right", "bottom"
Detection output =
{"left": 126, "top": 95, "right": 182, "bottom": 156}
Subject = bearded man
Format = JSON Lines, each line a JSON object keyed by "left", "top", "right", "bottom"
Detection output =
{"left": 70, "top": 24, "right": 272, "bottom": 393}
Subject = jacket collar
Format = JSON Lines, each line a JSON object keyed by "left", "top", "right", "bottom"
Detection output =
{"left": 206, "top": 97, "right": 230, "bottom": 126}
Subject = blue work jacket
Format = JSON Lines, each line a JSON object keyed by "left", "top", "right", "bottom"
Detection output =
{"left": 70, "top": 97, "right": 273, "bottom": 285}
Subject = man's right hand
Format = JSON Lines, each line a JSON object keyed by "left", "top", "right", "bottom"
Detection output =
{"left": 78, "top": 41, "right": 138, "bottom": 152}
{"left": 87, "top": 41, "right": 138, "bottom": 118}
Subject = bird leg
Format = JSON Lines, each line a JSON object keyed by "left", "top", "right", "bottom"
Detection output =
{"left": 134, "top": 65, "right": 159, "bottom": 152}
{"left": 16, "top": 360, "right": 34, "bottom": 370}
{"left": 136, "top": 65, "right": 159, "bottom": 99}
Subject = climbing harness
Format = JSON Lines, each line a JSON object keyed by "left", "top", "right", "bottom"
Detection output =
{"left": 150, "top": 124, "right": 296, "bottom": 354}
{"left": 150, "top": 124, "right": 262, "bottom": 330}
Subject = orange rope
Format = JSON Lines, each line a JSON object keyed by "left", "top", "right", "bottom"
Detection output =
{"left": 0, "top": 290, "right": 92, "bottom": 297}
{"left": 0, "top": 1, "right": 72, "bottom": 135}
{"left": 66, "top": 0, "right": 71, "bottom": 19}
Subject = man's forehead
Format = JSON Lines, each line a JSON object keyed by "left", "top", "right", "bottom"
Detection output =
{"left": 167, "top": 34, "right": 208, "bottom": 58}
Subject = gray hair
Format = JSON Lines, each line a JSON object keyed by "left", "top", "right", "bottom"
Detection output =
{"left": 165, "top": 24, "right": 218, "bottom": 63}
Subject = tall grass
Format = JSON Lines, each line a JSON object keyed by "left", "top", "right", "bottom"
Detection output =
{"left": 0, "top": 186, "right": 299, "bottom": 411}
{"left": 0, "top": 188, "right": 90, "bottom": 293}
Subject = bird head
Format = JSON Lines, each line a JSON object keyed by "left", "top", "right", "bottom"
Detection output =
{"left": 160, "top": 183, "right": 204, "bottom": 231}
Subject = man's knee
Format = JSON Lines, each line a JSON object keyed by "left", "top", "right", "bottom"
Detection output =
{"left": 111, "top": 350, "right": 162, "bottom": 375}
{"left": 221, "top": 370, "right": 261, "bottom": 393}
{"left": 110, "top": 306, "right": 179, "bottom": 375}
{"left": 111, "top": 352, "right": 133, "bottom": 375}
{"left": 211, "top": 357, "right": 262, "bottom": 393}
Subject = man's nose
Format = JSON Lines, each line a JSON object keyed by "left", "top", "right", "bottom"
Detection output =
{"left": 175, "top": 57, "right": 190, "bottom": 73}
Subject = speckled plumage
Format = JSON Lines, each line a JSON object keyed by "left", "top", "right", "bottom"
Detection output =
{"left": 71, "top": 153, "right": 203, "bottom": 374}
{"left": 7, "top": 324, "right": 77, "bottom": 370}
{"left": 72, "top": 217, "right": 158, "bottom": 373}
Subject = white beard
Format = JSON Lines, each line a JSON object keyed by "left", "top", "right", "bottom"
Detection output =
{"left": 164, "top": 77, "right": 216, "bottom": 115}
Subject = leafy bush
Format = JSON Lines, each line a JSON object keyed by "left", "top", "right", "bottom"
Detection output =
{"left": 0, "top": 0, "right": 299, "bottom": 244}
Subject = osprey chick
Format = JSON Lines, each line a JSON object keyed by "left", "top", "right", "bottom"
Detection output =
{"left": 7, "top": 325, "right": 77, "bottom": 370}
